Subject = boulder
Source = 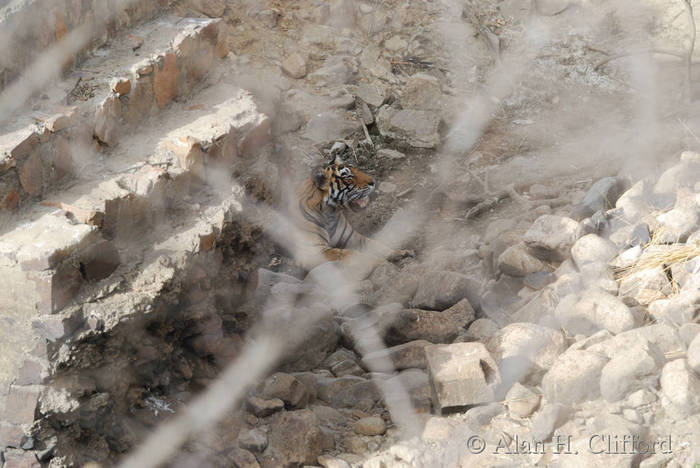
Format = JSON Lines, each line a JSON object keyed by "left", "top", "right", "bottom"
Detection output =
{"left": 523, "top": 215, "right": 582, "bottom": 262}
{"left": 571, "top": 176, "right": 629, "bottom": 220}
{"left": 410, "top": 272, "right": 479, "bottom": 311}
{"left": 376, "top": 106, "right": 441, "bottom": 148}
{"left": 555, "top": 289, "right": 639, "bottom": 336}
{"left": 541, "top": 350, "right": 608, "bottom": 404}
{"left": 261, "top": 410, "right": 323, "bottom": 467}
{"left": 659, "top": 359, "right": 700, "bottom": 420}
{"left": 425, "top": 342, "right": 500, "bottom": 413}
{"left": 385, "top": 299, "right": 474, "bottom": 345}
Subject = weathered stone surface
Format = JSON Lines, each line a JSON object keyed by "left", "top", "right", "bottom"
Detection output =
{"left": 523, "top": 215, "right": 582, "bottom": 262}
{"left": 462, "top": 318, "right": 499, "bottom": 342}
{"left": 308, "top": 56, "right": 355, "bottom": 86}
{"left": 94, "top": 94, "right": 122, "bottom": 146}
{"left": 258, "top": 373, "right": 309, "bottom": 409}
{"left": 110, "top": 77, "right": 131, "bottom": 95}
{"left": 497, "top": 243, "right": 544, "bottom": 277}
{"left": 504, "top": 382, "right": 539, "bottom": 418}
{"left": 688, "top": 334, "right": 700, "bottom": 374}
{"left": 541, "top": 350, "right": 608, "bottom": 404}
{"left": 375, "top": 148, "right": 405, "bottom": 160}
{"left": 330, "top": 380, "right": 381, "bottom": 409}
{"left": 186, "top": 0, "right": 226, "bottom": 17}
{"left": 0, "top": 212, "right": 97, "bottom": 271}
{"left": 487, "top": 323, "right": 566, "bottom": 375}
{"left": 281, "top": 318, "right": 340, "bottom": 372}
{"left": 281, "top": 52, "right": 308, "bottom": 79}
{"left": 361, "top": 340, "right": 430, "bottom": 371}
{"left": 1, "top": 450, "right": 40, "bottom": 468}
{"left": 317, "top": 376, "right": 365, "bottom": 404}
{"left": 400, "top": 73, "right": 441, "bottom": 110}
{"left": 18, "top": 151, "right": 42, "bottom": 197}
{"left": 246, "top": 396, "right": 284, "bottom": 417}
{"left": 153, "top": 52, "right": 178, "bottom": 108}
{"left": 385, "top": 300, "right": 474, "bottom": 345}
{"left": 1, "top": 386, "right": 40, "bottom": 425}
{"left": 304, "top": 112, "right": 360, "bottom": 143}
{"left": 410, "top": 272, "right": 479, "bottom": 311}
{"left": 261, "top": 409, "right": 322, "bottom": 467}
{"left": 425, "top": 342, "right": 500, "bottom": 413}
{"left": 227, "top": 448, "right": 260, "bottom": 468}
{"left": 354, "top": 81, "right": 389, "bottom": 108}
{"left": 555, "top": 289, "right": 639, "bottom": 336}
{"left": 531, "top": 403, "right": 571, "bottom": 441}
{"left": 0, "top": 125, "right": 39, "bottom": 162}
{"left": 619, "top": 264, "right": 673, "bottom": 305}
{"left": 660, "top": 359, "right": 700, "bottom": 420}
{"left": 78, "top": 240, "right": 120, "bottom": 281}
{"left": 570, "top": 234, "right": 617, "bottom": 268}
{"left": 354, "top": 416, "right": 386, "bottom": 436}
{"left": 386, "top": 368, "right": 432, "bottom": 412}
{"left": 600, "top": 346, "right": 663, "bottom": 402}
{"left": 655, "top": 207, "right": 699, "bottom": 243}
{"left": 238, "top": 428, "right": 267, "bottom": 452}
{"left": 376, "top": 106, "right": 441, "bottom": 148}
{"left": 571, "top": 176, "right": 629, "bottom": 220}
{"left": 329, "top": 359, "right": 363, "bottom": 377}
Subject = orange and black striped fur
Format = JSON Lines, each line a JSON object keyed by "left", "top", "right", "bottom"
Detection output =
{"left": 292, "top": 154, "right": 412, "bottom": 270}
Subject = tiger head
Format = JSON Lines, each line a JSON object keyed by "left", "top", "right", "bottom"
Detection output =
{"left": 311, "top": 154, "right": 376, "bottom": 211}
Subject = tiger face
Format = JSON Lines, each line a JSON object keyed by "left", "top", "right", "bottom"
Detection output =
{"left": 312, "top": 155, "right": 376, "bottom": 211}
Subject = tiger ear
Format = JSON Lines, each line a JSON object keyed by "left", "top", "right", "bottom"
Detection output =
{"left": 332, "top": 154, "right": 343, "bottom": 165}
{"left": 312, "top": 166, "right": 328, "bottom": 189}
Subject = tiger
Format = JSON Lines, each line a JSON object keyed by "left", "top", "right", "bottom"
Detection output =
{"left": 291, "top": 153, "right": 414, "bottom": 270}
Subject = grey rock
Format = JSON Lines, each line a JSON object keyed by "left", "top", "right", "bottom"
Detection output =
{"left": 281, "top": 318, "right": 340, "bottom": 371}
{"left": 410, "top": 272, "right": 479, "bottom": 311}
{"left": 523, "top": 215, "right": 583, "bottom": 262}
{"left": 227, "top": 448, "right": 260, "bottom": 468}
{"left": 305, "top": 112, "right": 361, "bottom": 143}
{"left": 599, "top": 346, "right": 663, "bottom": 402}
{"left": 425, "top": 342, "right": 501, "bottom": 414}
{"left": 570, "top": 234, "right": 618, "bottom": 268}
{"left": 317, "top": 376, "right": 366, "bottom": 404}
{"left": 399, "top": 73, "right": 442, "bottom": 111}
{"left": 375, "top": 148, "right": 406, "bottom": 160}
{"left": 541, "top": 350, "right": 608, "bottom": 404}
{"left": 246, "top": 396, "right": 285, "bottom": 417}
{"left": 331, "top": 360, "right": 364, "bottom": 377}
{"left": 688, "top": 333, "right": 700, "bottom": 374}
{"left": 330, "top": 380, "right": 381, "bottom": 409}
{"left": 462, "top": 318, "right": 499, "bottom": 342}
{"left": 487, "top": 323, "right": 567, "bottom": 378}
{"left": 386, "top": 299, "right": 474, "bottom": 345}
{"left": 654, "top": 155, "right": 700, "bottom": 192}
{"left": 281, "top": 53, "right": 307, "bottom": 78}
{"left": 497, "top": 244, "right": 544, "bottom": 277}
{"left": 531, "top": 403, "right": 571, "bottom": 441}
{"left": 505, "top": 382, "right": 540, "bottom": 418}
{"left": 261, "top": 409, "right": 322, "bottom": 467}
{"left": 361, "top": 339, "right": 431, "bottom": 371}
{"left": 555, "top": 289, "right": 639, "bottom": 336}
{"left": 659, "top": 359, "right": 700, "bottom": 420}
{"left": 258, "top": 373, "right": 310, "bottom": 409}
{"left": 376, "top": 106, "right": 441, "bottom": 148}
{"left": 571, "top": 176, "right": 629, "bottom": 220}
{"left": 354, "top": 416, "right": 386, "bottom": 436}
{"left": 238, "top": 428, "right": 267, "bottom": 452}
{"left": 354, "top": 82, "right": 390, "bottom": 108}
{"left": 679, "top": 323, "right": 700, "bottom": 348}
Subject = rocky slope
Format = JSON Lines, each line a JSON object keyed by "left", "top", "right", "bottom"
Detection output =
{"left": 0, "top": 0, "right": 699, "bottom": 467}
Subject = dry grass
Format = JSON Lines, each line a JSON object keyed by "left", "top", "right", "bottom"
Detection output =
{"left": 614, "top": 227, "right": 700, "bottom": 296}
